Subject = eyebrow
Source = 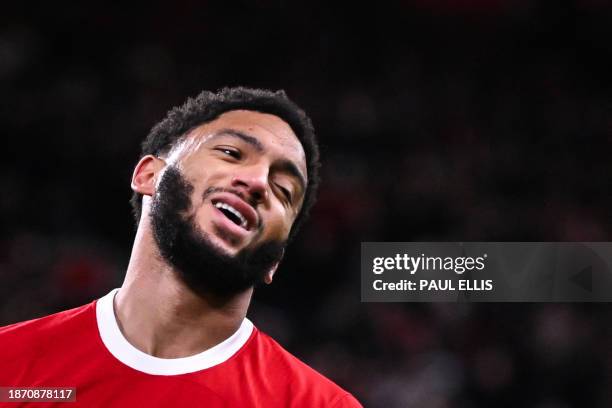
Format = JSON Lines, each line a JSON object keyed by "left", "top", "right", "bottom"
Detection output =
{"left": 212, "top": 128, "right": 307, "bottom": 193}
{"left": 214, "top": 129, "right": 264, "bottom": 152}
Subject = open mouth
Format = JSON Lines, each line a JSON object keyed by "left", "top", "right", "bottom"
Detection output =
{"left": 214, "top": 202, "right": 248, "bottom": 229}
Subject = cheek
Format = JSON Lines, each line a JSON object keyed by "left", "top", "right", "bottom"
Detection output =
{"left": 184, "top": 177, "right": 216, "bottom": 220}
{"left": 186, "top": 195, "right": 209, "bottom": 230}
{"left": 262, "top": 204, "right": 294, "bottom": 241}
{"left": 182, "top": 166, "right": 225, "bottom": 207}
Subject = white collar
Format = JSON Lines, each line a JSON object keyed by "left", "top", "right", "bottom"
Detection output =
{"left": 96, "top": 288, "right": 254, "bottom": 375}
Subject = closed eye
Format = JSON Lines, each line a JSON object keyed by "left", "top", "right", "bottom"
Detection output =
{"left": 277, "top": 184, "right": 292, "bottom": 204}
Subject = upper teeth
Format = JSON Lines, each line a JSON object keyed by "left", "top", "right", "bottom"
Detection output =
{"left": 214, "top": 202, "right": 248, "bottom": 228}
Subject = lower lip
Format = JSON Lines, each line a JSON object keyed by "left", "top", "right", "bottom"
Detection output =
{"left": 211, "top": 206, "right": 250, "bottom": 238}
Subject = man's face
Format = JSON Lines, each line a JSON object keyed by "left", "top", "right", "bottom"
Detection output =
{"left": 166, "top": 109, "right": 307, "bottom": 255}
{"left": 148, "top": 110, "right": 308, "bottom": 295}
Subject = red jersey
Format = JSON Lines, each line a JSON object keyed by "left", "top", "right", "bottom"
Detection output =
{"left": 0, "top": 289, "right": 361, "bottom": 407}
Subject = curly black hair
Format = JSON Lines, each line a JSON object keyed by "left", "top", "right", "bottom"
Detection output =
{"left": 130, "top": 87, "right": 321, "bottom": 242}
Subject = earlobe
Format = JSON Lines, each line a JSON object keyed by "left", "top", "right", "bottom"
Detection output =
{"left": 264, "top": 250, "right": 284, "bottom": 284}
{"left": 264, "top": 265, "right": 277, "bottom": 285}
{"left": 131, "top": 155, "right": 166, "bottom": 196}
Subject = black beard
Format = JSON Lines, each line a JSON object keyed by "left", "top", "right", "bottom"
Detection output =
{"left": 149, "top": 165, "right": 285, "bottom": 297}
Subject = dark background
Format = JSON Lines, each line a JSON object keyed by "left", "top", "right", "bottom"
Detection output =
{"left": 2, "top": 1, "right": 612, "bottom": 406}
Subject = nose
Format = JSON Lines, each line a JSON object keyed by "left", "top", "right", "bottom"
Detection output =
{"left": 231, "top": 164, "right": 269, "bottom": 205}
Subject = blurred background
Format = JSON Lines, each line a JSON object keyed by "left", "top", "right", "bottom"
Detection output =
{"left": 2, "top": 1, "right": 612, "bottom": 406}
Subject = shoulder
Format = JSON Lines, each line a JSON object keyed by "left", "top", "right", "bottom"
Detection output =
{"left": 0, "top": 301, "right": 96, "bottom": 358}
{"left": 245, "top": 329, "right": 362, "bottom": 407}
{"left": 0, "top": 301, "right": 95, "bottom": 337}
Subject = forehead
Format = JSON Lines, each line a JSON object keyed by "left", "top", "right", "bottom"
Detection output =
{"left": 179, "top": 110, "right": 307, "bottom": 175}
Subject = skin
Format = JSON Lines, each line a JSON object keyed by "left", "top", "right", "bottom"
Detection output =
{"left": 115, "top": 110, "right": 307, "bottom": 358}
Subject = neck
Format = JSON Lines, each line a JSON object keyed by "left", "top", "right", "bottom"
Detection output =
{"left": 114, "top": 217, "right": 252, "bottom": 358}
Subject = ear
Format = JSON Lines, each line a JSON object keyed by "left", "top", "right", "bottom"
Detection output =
{"left": 131, "top": 155, "right": 166, "bottom": 196}
{"left": 263, "top": 263, "right": 279, "bottom": 285}
{"left": 264, "top": 249, "right": 285, "bottom": 284}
